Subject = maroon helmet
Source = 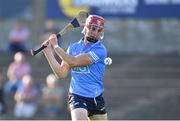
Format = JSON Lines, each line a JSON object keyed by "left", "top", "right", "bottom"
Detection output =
{"left": 85, "top": 15, "right": 104, "bottom": 28}
{"left": 82, "top": 15, "right": 105, "bottom": 40}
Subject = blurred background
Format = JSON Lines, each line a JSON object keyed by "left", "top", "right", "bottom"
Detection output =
{"left": 0, "top": 0, "right": 180, "bottom": 120}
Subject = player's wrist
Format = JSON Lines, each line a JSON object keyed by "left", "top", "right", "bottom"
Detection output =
{"left": 53, "top": 44, "right": 59, "bottom": 49}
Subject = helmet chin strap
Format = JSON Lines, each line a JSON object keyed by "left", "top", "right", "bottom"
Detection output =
{"left": 86, "top": 36, "right": 98, "bottom": 43}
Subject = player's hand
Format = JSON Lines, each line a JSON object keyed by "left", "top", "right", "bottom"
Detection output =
{"left": 42, "top": 39, "right": 49, "bottom": 47}
{"left": 48, "top": 34, "right": 58, "bottom": 47}
{"left": 41, "top": 37, "right": 52, "bottom": 54}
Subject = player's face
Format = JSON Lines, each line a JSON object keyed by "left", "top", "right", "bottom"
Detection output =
{"left": 85, "top": 24, "right": 103, "bottom": 39}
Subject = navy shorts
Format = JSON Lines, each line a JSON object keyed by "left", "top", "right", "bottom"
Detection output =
{"left": 68, "top": 93, "right": 107, "bottom": 117}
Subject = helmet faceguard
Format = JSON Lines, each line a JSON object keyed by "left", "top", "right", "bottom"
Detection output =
{"left": 82, "top": 15, "right": 105, "bottom": 42}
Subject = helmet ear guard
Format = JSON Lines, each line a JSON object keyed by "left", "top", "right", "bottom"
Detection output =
{"left": 81, "top": 26, "right": 86, "bottom": 35}
{"left": 100, "top": 31, "right": 104, "bottom": 39}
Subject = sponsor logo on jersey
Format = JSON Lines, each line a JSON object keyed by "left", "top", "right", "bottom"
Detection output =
{"left": 72, "top": 66, "right": 90, "bottom": 73}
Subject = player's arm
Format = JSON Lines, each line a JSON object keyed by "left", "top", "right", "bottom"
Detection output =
{"left": 43, "top": 42, "right": 70, "bottom": 79}
{"left": 54, "top": 47, "right": 93, "bottom": 67}
{"left": 49, "top": 34, "right": 93, "bottom": 68}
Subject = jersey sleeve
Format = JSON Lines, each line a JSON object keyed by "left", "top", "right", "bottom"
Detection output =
{"left": 87, "top": 46, "right": 107, "bottom": 63}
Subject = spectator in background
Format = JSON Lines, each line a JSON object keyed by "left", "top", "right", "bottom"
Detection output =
{"left": 8, "top": 21, "right": 30, "bottom": 55}
{"left": 36, "top": 20, "right": 60, "bottom": 59}
{"left": 44, "top": 20, "right": 59, "bottom": 35}
{"left": 42, "top": 73, "right": 65, "bottom": 119}
{"left": 4, "top": 52, "right": 31, "bottom": 94}
{"left": 0, "top": 68, "right": 6, "bottom": 113}
{"left": 41, "top": 20, "right": 60, "bottom": 45}
{"left": 14, "top": 75, "right": 38, "bottom": 119}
